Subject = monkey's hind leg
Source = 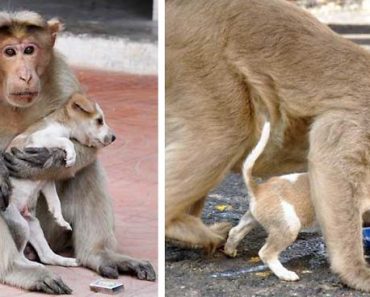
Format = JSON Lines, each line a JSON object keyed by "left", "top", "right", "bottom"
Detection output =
{"left": 309, "top": 114, "right": 370, "bottom": 292}
{"left": 58, "top": 161, "right": 156, "bottom": 281}
{"left": 166, "top": 214, "right": 231, "bottom": 253}
{"left": 0, "top": 215, "right": 72, "bottom": 294}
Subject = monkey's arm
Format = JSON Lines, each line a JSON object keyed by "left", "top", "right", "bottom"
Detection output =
{"left": 0, "top": 154, "right": 11, "bottom": 210}
{"left": 4, "top": 142, "right": 97, "bottom": 180}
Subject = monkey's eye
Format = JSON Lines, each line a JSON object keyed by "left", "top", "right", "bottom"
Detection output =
{"left": 24, "top": 46, "right": 34, "bottom": 55}
{"left": 96, "top": 118, "right": 103, "bottom": 126}
{"left": 4, "top": 48, "right": 16, "bottom": 57}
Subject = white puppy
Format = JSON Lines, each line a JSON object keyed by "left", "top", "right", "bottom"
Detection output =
{"left": 2, "top": 93, "right": 115, "bottom": 267}
{"left": 224, "top": 120, "right": 317, "bottom": 281}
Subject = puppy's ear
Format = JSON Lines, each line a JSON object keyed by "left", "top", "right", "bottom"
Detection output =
{"left": 47, "top": 18, "right": 64, "bottom": 46}
{"left": 68, "top": 93, "right": 95, "bottom": 115}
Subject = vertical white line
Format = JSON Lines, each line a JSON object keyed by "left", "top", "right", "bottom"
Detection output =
{"left": 157, "top": 0, "right": 165, "bottom": 295}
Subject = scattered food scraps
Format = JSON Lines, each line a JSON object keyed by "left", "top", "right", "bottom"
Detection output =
{"left": 248, "top": 256, "right": 261, "bottom": 264}
{"left": 255, "top": 271, "right": 272, "bottom": 278}
{"left": 215, "top": 204, "right": 232, "bottom": 211}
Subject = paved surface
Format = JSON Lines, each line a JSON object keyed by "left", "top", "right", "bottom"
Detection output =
{"left": 0, "top": 69, "right": 157, "bottom": 296}
{"left": 165, "top": 174, "right": 370, "bottom": 297}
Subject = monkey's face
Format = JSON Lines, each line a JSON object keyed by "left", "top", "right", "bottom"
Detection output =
{"left": 67, "top": 93, "right": 116, "bottom": 148}
{"left": 0, "top": 12, "right": 63, "bottom": 108}
{"left": 0, "top": 39, "right": 44, "bottom": 108}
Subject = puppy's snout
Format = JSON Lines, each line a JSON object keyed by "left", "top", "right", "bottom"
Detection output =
{"left": 103, "top": 133, "right": 116, "bottom": 146}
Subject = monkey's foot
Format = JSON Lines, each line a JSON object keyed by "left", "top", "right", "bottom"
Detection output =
{"left": 88, "top": 251, "right": 156, "bottom": 281}
{"left": 210, "top": 222, "right": 233, "bottom": 239}
{"left": 32, "top": 275, "right": 72, "bottom": 294}
{"left": 203, "top": 222, "right": 233, "bottom": 254}
{"left": 3, "top": 259, "right": 72, "bottom": 295}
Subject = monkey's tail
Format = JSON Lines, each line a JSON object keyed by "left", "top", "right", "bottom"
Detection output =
{"left": 242, "top": 120, "right": 271, "bottom": 195}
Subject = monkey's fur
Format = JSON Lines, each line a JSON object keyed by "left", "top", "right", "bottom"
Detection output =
{"left": 166, "top": 0, "right": 370, "bottom": 291}
{"left": 0, "top": 11, "right": 155, "bottom": 294}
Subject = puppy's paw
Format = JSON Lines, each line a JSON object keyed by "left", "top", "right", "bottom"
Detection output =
{"left": 223, "top": 244, "right": 238, "bottom": 257}
{"left": 62, "top": 258, "right": 79, "bottom": 267}
{"left": 64, "top": 150, "right": 76, "bottom": 167}
{"left": 278, "top": 270, "right": 300, "bottom": 282}
{"left": 55, "top": 218, "right": 72, "bottom": 231}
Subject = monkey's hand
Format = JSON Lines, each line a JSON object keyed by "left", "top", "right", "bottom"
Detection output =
{"left": 4, "top": 147, "right": 66, "bottom": 179}
{"left": 0, "top": 153, "right": 11, "bottom": 210}
{"left": 5, "top": 143, "right": 97, "bottom": 180}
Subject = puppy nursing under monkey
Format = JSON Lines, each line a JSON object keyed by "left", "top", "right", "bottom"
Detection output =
{"left": 166, "top": 0, "right": 370, "bottom": 291}
{"left": 224, "top": 120, "right": 316, "bottom": 281}
{"left": 0, "top": 11, "right": 155, "bottom": 294}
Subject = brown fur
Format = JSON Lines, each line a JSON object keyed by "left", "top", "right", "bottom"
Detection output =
{"left": 0, "top": 11, "right": 155, "bottom": 293}
{"left": 166, "top": 0, "right": 370, "bottom": 291}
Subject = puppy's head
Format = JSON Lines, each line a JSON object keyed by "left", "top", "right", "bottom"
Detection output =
{"left": 66, "top": 93, "right": 116, "bottom": 148}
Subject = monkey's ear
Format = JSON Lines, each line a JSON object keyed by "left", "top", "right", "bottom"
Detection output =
{"left": 69, "top": 93, "right": 95, "bottom": 115}
{"left": 47, "top": 18, "right": 64, "bottom": 46}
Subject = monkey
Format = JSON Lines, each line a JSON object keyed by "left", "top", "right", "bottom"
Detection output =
{"left": 0, "top": 11, "right": 155, "bottom": 294}
{"left": 166, "top": 0, "right": 370, "bottom": 291}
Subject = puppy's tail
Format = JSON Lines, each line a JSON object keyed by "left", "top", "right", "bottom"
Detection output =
{"left": 243, "top": 120, "right": 271, "bottom": 194}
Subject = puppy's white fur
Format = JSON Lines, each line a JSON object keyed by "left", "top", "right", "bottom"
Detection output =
{"left": 3, "top": 93, "right": 115, "bottom": 267}
{"left": 224, "top": 120, "right": 317, "bottom": 281}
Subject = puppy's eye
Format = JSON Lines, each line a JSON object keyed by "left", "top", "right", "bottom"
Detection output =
{"left": 4, "top": 48, "right": 16, "bottom": 57}
{"left": 96, "top": 118, "right": 103, "bottom": 126}
{"left": 24, "top": 46, "right": 34, "bottom": 55}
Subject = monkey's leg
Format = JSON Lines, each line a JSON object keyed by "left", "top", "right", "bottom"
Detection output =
{"left": 188, "top": 196, "right": 206, "bottom": 217}
{"left": 166, "top": 125, "right": 246, "bottom": 250}
{"left": 309, "top": 115, "right": 370, "bottom": 291}
{"left": 57, "top": 161, "right": 156, "bottom": 281}
{"left": 0, "top": 215, "right": 72, "bottom": 294}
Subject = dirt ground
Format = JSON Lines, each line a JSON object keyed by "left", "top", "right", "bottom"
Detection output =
{"left": 165, "top": 173, "right": 370, "bottom": 297}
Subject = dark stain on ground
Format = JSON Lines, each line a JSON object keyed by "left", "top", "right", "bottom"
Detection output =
{"left": 166, "top": 173, "right": 370, "bottom": 297}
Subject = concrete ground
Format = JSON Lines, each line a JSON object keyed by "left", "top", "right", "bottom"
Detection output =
{"left": 165, "top": 174, "right": 365, "bottom": 297}
{"left": 0, "top": 69, "right": 157, "bottom": 297}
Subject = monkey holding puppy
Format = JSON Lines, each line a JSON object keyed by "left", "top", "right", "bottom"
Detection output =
{"left": 3, "top": 92, "right": 115, "bottom": 269}
{"left": 0, "top": 11, "right": 155, "bottom": 294}
{"left": 166, "top": 0, "right": 370, "bottom": 291}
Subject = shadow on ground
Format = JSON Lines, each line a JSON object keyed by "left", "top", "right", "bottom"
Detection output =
{"left": 165, "top": 173, "right": 370, "bottom": 297}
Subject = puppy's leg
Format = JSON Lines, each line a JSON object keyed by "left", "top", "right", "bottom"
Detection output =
{"left": 2, "top": 203, "right": 30, "bottom": 252}
{"left": 41, "top": 181, "right": 72, "bottom": 230}
{"left": 224, "top": 210, "right": 258, "bottom": 257}
{"left": 258, "top": 226, "right": 300, "bottom": 281}
{"left": 27, "top": 216, "right": 78, "bottom": 267}
{"left": 308, "top": 115, "right": 370, "bottom": 291}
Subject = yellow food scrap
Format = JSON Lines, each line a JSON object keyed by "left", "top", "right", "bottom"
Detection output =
{"left": 248, "top": 256, "right": 261, "bottom": 263}
{"left": 255, "top": 271, "right": 271, "bottom": 278}
{"left": 215, "top": 204, "right": 232, "bottom": 211}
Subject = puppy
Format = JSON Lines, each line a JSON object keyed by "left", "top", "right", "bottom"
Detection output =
{"left": 224, "top": 120, "right": 317, "bottom": 281}
{"left": 2, "top": 93, "right": 115, "bottom": 267}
